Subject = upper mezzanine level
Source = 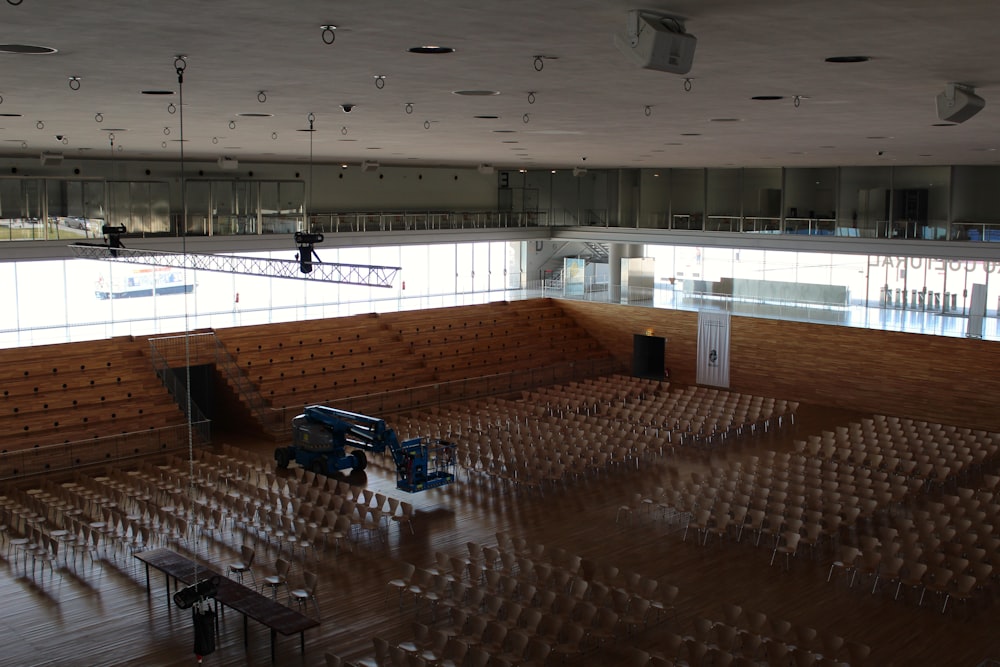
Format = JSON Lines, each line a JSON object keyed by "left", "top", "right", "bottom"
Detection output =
{"left": 2, "top": 159, "right": 1000, "bottom": 263}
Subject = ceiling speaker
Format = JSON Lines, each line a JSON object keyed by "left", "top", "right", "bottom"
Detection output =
{"left": 936, "top": 83, "right": 985, "bottom": 124}
{"left": 362, "top": 160, "right": 380, "bottom": 172}
{"left": 614, "top": 10, "right": 696, "bottom": 75}
{"left": 40, "top": 151, "right": 64, "bottom": 166}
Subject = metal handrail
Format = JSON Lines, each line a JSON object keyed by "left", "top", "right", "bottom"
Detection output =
{"left": 0, "top": 422, "right": 210, "bottom": 481}
{"left": 266, "top": 355, "right": 626, "bottom": 435}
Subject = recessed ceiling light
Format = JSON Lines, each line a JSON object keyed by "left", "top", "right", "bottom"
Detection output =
{"left": 751, "top": 96, "right": 784, "bottom": 101}
{"left": 0, "top": 44, "right": 58, "bottom": 55}
{"left": 709, "top": 118, "right": 741, "bottom": 122}
{"left": 474, "top": 115, "right": 500, "bottom": 119}
{"left": 453, "top": 90, "right": 499, "bottom": 96}
{"left": 409, "top": 46, "right": 454, "bottom": 54}
{"left": 236, "top": 112, "right": 274, "bottom": 118}
{"left": 141, "top": 90, "right": 175, "bottom": 95}
{"left": 825, "top": 56, "right": 870, "bottom": 63}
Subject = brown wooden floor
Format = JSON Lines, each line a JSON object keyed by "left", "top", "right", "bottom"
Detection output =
{"left": 0, "top": 401, "right": 997, "bottom": 667}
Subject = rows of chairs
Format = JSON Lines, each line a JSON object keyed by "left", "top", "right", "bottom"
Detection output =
{"left": 392, "top": 377, "right": 798, "bottom": 497}
{"left": 633, "top": 602, "right": 872, "bottom": 667}
{"left": 795, "top": 415, "right": 999, "bottom": 493}
{"left": 379, "top": 534, "right": 678, "bottom": 667}
{"left": 522, "top": 375, "right": 796, "bottom": 447}
{"left": 663, "top": 451, "right": 907, "bottom": 561}
{"left": 149, "top": 450, "right": 417, "bottom": 558}
{"left": 640, "top": 408, "right": 1000, "bottom": 619}
{"left": 829, "top": 483, "right": 999, "bottom": 614}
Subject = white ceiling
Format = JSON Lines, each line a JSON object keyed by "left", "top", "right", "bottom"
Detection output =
{"left": 2, "top": 0, "right": 1000, "bottom": 170}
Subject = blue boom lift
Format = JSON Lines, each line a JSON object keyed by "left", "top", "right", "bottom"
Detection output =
{"left": 274, "top": 405, "right": 457, "bottom": 493}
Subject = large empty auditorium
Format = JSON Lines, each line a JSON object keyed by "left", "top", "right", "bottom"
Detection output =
{"left": 1, "top": 1, "right": 1000, "bottom": 666}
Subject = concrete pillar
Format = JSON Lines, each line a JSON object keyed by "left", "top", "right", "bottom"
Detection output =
{"left": 609, "top": 243, "right": 645, "bottom": 303}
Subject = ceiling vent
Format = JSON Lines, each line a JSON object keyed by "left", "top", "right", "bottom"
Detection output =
{"left": 40, "top": 151, "right": 64, "bottom": 166}
{"left": 217, "top": 156, "right": 239, "bottom": 170}
{"left": 362, "top": 160, "right": 380, "bottom": 172}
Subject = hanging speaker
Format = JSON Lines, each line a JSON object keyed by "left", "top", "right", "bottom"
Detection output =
{"left": 614, "top": 10, "right": 696, "bottom": 75}
{"left": 936, "top": 83, "right": 985, "bottom": 124}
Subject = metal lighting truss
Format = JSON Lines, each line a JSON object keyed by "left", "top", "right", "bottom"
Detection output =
{"left": 68, "top": 244, "right": 401, "bottom": 288}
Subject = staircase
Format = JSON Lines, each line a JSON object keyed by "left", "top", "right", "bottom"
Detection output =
{"left": 582, "top": 242, "right": 609, "bottom": 262}
{"left": 147, "top": 332, "right": 279, "bottom": 437}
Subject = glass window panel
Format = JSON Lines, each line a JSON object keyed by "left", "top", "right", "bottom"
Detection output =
{"left": 428, "top": 244, "right": 457, "bottom": 296}
{"left": 0, "top": 263, "right": 18, "bottom": 341}
{"left": 211, "top": 181, "right": 235, "bottom": 236}
{"left": 669, "top": 169, "right": 704, "bottom": 229}
{"left": 108, "top": 181, "right": 131, "bottom": 234}
{"left": 489, "top": 241, "right": 508, "bottom": 292}
{"left": 149, "top": 182, "right": 170, "bottom": 234}
{"left": 706, "top": 168, "right": 741, "bottom": 232}
{"left": 472, "top": 242, "right": 490, "bottom": 292}
{"left": 456, "top": 243, "right": 474, "bottom": 294}
{"left": 16, "top": 260, "right": 66, "bottom": 330}
{"left": 839, "top": 167, "right": 891, "bottom": 238}
{"left": 262, "top": 181, "right": 303, "bottom": 234}
{"left": 184, "top": 181, "right": 211, "bottom": 235}
{"left": 891, "top": 166, "right": 950, "bottom": 240}
{"left": 742, "top": 168, "right": 782, "bottom": 232}
{"left": 130, "top": 182, "right": 153, "bottom": 234}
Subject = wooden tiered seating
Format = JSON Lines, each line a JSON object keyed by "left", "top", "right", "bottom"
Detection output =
{"left": 0, "top": 337, "right": 187, "bottom": 474}
{"left": 216, "top": 313, "right": 428, "bottom": 412}
{"left": 215, "top": 299, "right": 614, "bottom": 415}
